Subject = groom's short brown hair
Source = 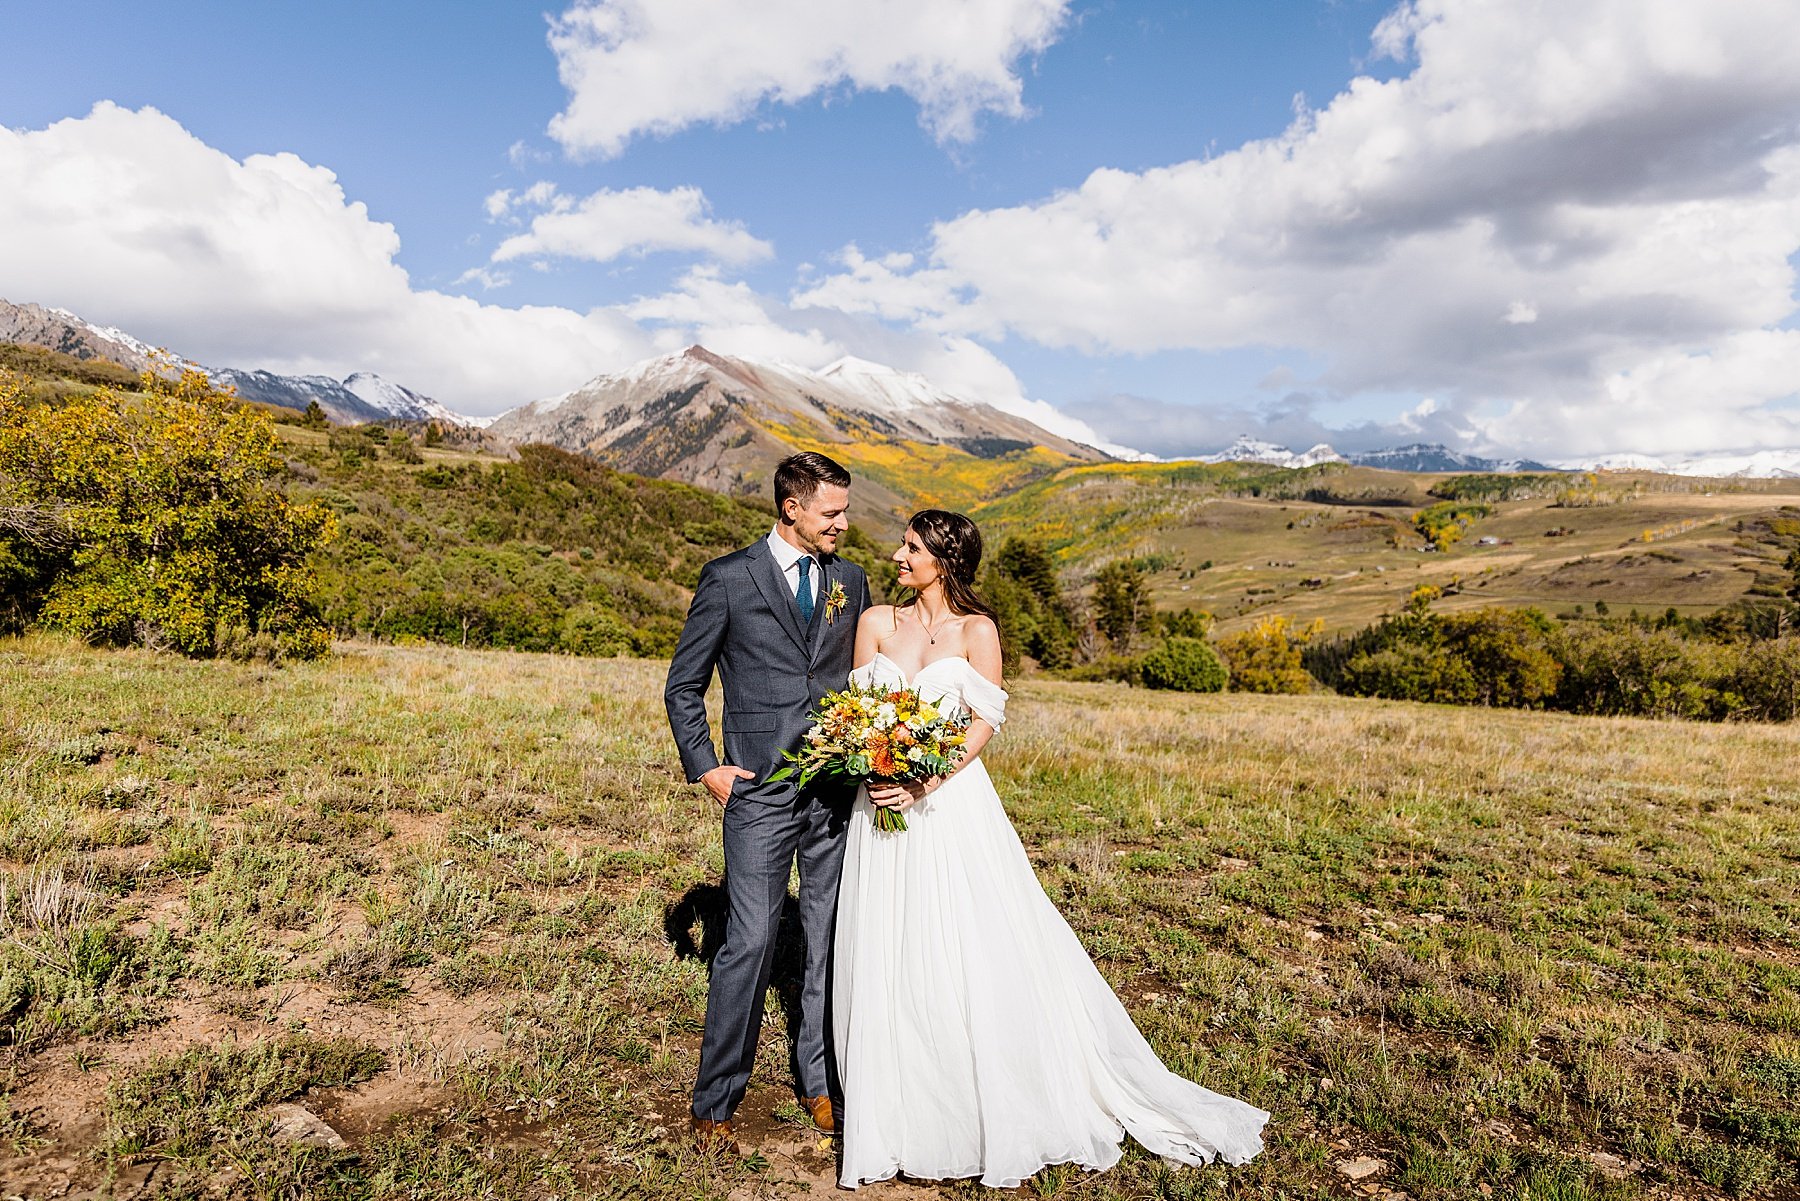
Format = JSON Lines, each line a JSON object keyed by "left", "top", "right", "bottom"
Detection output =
{"left": 774, "top": 452, "right": 851, "bottom": 509}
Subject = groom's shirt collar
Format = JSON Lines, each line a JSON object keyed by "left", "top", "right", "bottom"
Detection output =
{"left": 765, "top": 526, "right": 817, "bottom": 598}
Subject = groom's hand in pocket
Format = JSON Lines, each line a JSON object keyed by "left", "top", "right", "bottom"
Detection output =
{"left": 702, "top": 765, "right": 755, "bottom": 807}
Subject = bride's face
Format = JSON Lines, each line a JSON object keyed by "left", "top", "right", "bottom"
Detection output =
{"left": 893, "top": 527, "right": 941, "bottom": 591}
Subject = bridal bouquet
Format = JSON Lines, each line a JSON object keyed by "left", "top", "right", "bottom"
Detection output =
{"left": 768, "top": 681, "right": 970, "bottom": 832}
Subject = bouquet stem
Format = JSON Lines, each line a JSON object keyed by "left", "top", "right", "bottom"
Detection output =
{"left": 870, "top": 804, "right": 909, "bottom": 833}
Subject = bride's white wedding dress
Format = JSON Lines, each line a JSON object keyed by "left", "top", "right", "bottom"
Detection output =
{"left": 833, "top": 653, "right": 1268, "bottom": 1189}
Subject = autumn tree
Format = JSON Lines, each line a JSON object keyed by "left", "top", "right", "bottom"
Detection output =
{"left": 0, "top": 367, "right": 336, "bottom": 658}
{"left": 1215, "top": 614, "right": 1323, "bottom": 694}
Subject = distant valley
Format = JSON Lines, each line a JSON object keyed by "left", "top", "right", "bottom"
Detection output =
{"left": 6, "top": 316, "right": 1800, "bottom": 651}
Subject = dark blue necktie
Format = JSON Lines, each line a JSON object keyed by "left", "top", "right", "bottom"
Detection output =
{"left": 796, "top": 556, "right": 815, "bottom": 624}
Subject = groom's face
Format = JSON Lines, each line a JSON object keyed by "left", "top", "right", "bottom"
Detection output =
{"left": 784, "top": 483, "right": 851, "bottom": 556}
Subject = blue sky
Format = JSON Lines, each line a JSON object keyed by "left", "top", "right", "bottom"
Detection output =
{"left": 3, "top": 1, "right": 1798, "bottom": 461}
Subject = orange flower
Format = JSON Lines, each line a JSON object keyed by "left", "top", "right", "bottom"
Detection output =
{"left": 870, "top": 745, "right": 898, "bottom": 777}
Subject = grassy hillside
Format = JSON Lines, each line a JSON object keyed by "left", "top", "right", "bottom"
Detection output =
{"left": 748, "top": 409, "right": 1089, "bottom": 536}
{"left": 276, "top": 423, "right": 778, "bottom": 655}
{"left": 0, "top": 344, "right": 893, "bottom": 655}
{"left": 10, "top": 343, "right": 1796, "bottom": 656}
{"left": 972, "top": 460, "right": 1800, "bottom": 634}
{"left": 3, "top": 637, "right": 1798, "bottom": 1198}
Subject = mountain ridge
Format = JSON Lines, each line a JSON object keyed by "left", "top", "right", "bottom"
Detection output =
{"left": 0, "top": 297, "right": 475, "bottom": 428}
{"left": 7, "top": 297, "right": 1798, "bottom": 481}
{"left": 488, "top": 344, "right": 1111, "bottom": 526}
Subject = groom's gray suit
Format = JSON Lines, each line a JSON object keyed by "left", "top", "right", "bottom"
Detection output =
{"left": 665, "top": 534, "right": 870, "bottom": 1121}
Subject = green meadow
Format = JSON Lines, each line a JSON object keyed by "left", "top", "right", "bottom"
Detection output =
{"left": 2, "top": 636, "right": 1798, "bottom": 1199}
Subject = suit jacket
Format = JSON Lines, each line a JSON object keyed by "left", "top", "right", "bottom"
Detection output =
{"left": 665, "top": 537, "right": 871, "bottom": 802}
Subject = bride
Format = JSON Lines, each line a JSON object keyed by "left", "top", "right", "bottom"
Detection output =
{"left": 835, "top": 509, "right": 1268, "bottom": 1190}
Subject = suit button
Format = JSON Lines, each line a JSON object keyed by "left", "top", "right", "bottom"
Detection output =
{"left": 807, "top": 671, "right": 814, "bottom": 680}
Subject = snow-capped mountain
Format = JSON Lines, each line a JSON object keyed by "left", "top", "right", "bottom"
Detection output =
{"left": 489, "top": 345, "right": 1108, "bottom": 504}
{"left": 1196, "top": 438, "right": 1566, "bottom": 474}
{"left": 1555, "top": 449, "right": 1800, "bottom": 478}
{"left": 1203, "top": 436, "right": 1346, "bottom": 469}
{"left": 1345, "top": 443, "right": 1558, "bottom": 473}
{"left": 344, "top": 372, "right": 476, "bottom": 426}
{"left": 209, "top": 367, "right": 471, "bottom": 426}
{"left": 0, "top": 298, "right": 172, "bottom": 373}
{"left": 0, "top": 296, "right": 473, "bottom": 427}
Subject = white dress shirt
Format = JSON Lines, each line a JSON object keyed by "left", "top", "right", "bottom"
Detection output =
{"left": 765, "top": 527, "right": 817, "bottom": 600}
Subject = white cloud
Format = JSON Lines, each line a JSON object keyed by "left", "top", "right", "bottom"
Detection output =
{"left": 489, "top": 184, "right": 773, "bottom": 266}
{"left": 0, "top": 103, "right": 1107, "bottom": 445}
{"left": 544, "top": 0, "right": 1071, "bottom": 158}
{"left": 800, "top": 0, "right": 1800, "bottom": 457}
{"left": 453, "top": 266, "right": 513, "bottom": 290}
{"left": 0, "top": 103, "right": 654, "bottom": 414}
{"left": 484, "top": 181, "right": 564, "bottom": 223}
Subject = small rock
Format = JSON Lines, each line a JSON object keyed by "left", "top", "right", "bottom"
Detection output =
{"left": 1588, "top": 1151, "right": 1633, "bottom": 1178}
{"left": 1219, "top": 856, "right": 1251, "bottom": 870}
{"left": 1423, "top": 913, "right": 1445, "bottom": 924}
{"left": 1338, "top": 1156, "right": 1386, "bottom": 1181}
{"left": 267, "top": 1103, "right": 346, "bottom": 1150}
{"left": 1305, "top": 929, "right": 1324, "bottom": 941}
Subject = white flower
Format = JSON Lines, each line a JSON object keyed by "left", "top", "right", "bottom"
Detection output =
{"left": 875, "top": 702, "right": 898, "bottom": 727}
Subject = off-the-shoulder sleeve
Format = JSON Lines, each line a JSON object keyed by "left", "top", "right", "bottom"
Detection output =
{"left": 960, "top": 672, "right": 1008, "bottom": 727}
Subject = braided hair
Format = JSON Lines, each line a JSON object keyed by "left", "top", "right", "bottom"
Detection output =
{"left": 901, "top": 509, "right": 1000, "bottom": 627}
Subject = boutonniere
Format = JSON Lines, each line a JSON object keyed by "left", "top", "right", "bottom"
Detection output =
{"left": 824, "top": 580, "right": 849, "bottom": 624}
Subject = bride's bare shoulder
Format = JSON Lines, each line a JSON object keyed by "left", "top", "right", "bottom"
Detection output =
{"left": 858, "top": 604, "right": 897, "bottom": 628}
{"left": 959, "top": 613, "right": 1000, "bottom": 645}
{"left": 959, "top": 614, "right": 1003, "bottom": 681}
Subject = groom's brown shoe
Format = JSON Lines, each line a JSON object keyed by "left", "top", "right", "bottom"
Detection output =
{"left": 691, "top": 1117, "right": 738, "bottom": 1154}
{"left": 801, "top": 1094, "right": 835, "bottom": 1134}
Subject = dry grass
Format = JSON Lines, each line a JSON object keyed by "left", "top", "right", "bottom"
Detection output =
{"left": 971, "top": 463, "right": 1800, "bottom": 635}
{"left": 2, "top": 634, "right": 1798, "bottom": 1199}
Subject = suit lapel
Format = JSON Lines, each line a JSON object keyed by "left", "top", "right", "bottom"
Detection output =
{"left": 808, "top": 556, "right": 839, "bottom": 662}
{"left": 748, "top": 539, "right": 809, "bottom": 655}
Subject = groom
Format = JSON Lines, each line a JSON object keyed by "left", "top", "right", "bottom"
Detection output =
{"left": 664, "top": 451, "right": 870, "bottom": 1150}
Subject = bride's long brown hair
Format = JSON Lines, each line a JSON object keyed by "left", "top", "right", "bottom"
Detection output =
{"left": 900, "top": 510, "right": 1000, "bottom": 628}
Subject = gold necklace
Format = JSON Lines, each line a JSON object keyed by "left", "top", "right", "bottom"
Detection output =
{"left": 916, "top": 604, "right": 950, "bottom": 645}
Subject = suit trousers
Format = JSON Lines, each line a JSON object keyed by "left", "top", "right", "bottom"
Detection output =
{"left": 692, "top": 785, "right": 850, "bottom": 1120}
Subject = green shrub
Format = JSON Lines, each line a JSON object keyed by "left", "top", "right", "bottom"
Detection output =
{"left": 1341, "top": 641, "right": 1476, "bottom": 704}
{"left": 0, "top": 368, "right": 334, "bottom": 659}
{"left": 1217, "top": 615, "right": 1321, "bottom": 693}
{"left": 1140, "top": 637, "right": 1228, "bottom": 692}
{"left": 1552, "top": 623, "right": 1727, "bottom": 719}
{"left": 560, "top": 604, "right": 634, "bottom": 656}
{"left": 1721, "top": 637, "right": 1800, "bottom": 722}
